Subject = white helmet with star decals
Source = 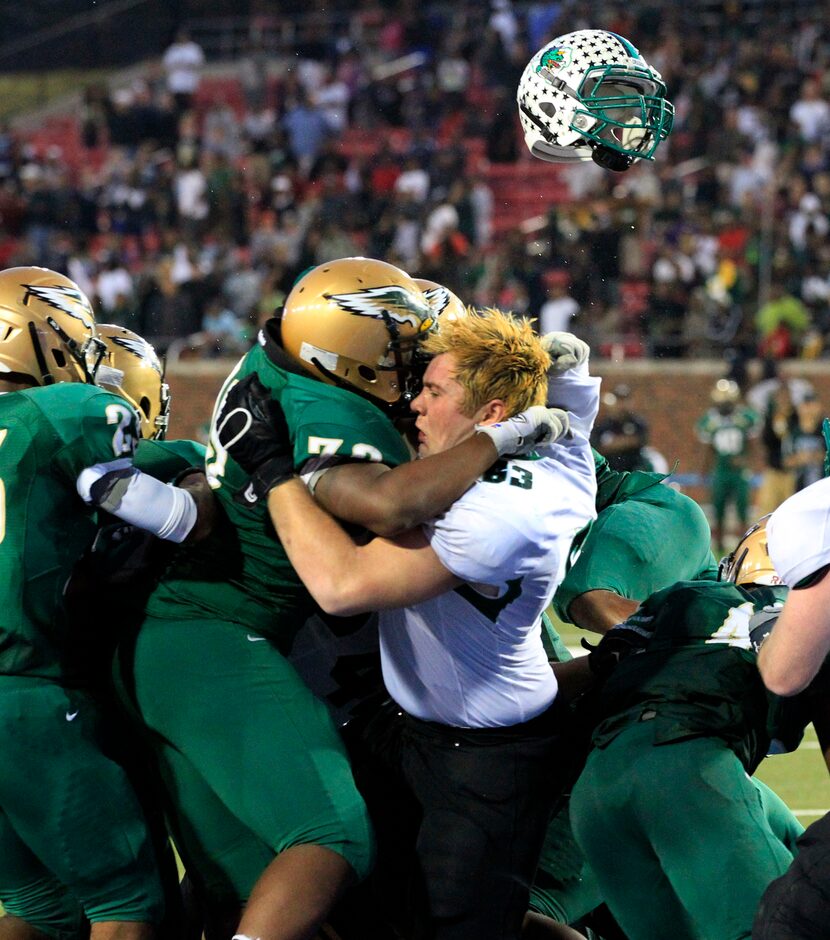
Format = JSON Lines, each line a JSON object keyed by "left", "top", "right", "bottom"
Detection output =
{"left": 517, "top": 29, "right": 674, "bottom": 172}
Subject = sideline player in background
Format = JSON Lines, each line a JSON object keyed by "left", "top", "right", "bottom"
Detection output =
{"left": 117, "top": 259, "right": 568, "bottom": 940}
{"left": 696, "top": 378, "right": 760, "bottom": 554}
{"left": 0, "top": 267, "right": 212, "bottom": 940}
{"left": 218, "top": 307, "right": 598, "bottom": 940}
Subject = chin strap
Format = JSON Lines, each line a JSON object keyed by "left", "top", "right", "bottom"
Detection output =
{"left": 590, "top": 141, "right": 635, "bottom": 171}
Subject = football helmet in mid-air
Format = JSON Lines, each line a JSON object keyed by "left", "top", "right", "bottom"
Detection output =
{"left": 719, "top": 515, "right": 782, "bottom": 587}
{"left": 517, "top": 29, "right": 674, "bottom": 172}
{"left": 413, "top": 278, "right": 467, "bottom": 322}
{"left": 96, "top": 324, "right": 170, "bottom": 439}
{"left": 0, "top": 266, "right": 105, "bottom": 386}
{"left": 279, "top": 257, "right": 436, "bottom": 409}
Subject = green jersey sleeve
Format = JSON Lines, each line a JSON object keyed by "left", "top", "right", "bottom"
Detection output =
{"left": 135, "top": 438, "right": 207, "bottom": 482}
{"left": 36, "top": 384, "right": 140, "bottom": 485}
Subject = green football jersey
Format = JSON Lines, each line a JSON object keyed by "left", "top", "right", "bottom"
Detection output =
{"left": 592, "top": 580, "right": 788, "bottom": 773}
{"left": 0, "top": 382, "right": 140, "bottom": 679}
{"left": 696, "top": 406, "right": 759, "bottom": 470}
{"left": 593, "top": 447, "right": 666, "bottom": 510}
{"left": 145, "top": 327, "right": 411, "bottom": 647}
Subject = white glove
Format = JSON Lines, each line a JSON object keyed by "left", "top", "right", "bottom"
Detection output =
{"left": 476, "top": 405, "right": 570, "bottom": 456}
{"left": 541, "top": 331, "right": 590, "bottom": 374}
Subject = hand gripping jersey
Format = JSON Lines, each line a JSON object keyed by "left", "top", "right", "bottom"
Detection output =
{"left": 145, "top": 323, "right": 411, "bottom": 648}
{"left": 0, "top": 383, "right": 140, "bottom": 679}
{"left": 591, "top": 580, "right": 788, "bottom": 773}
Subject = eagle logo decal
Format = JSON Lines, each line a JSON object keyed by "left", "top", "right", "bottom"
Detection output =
{"left": 421, "top": 285, "right": 452, "bottom": 317}
{"left": 23, "top": 283, "right": 95, "bottom": 330}
{"left": 327, "top": 286, "right": 435, "bottom": 333}
{"left": 111, "top": 334, "right": 162, "bottom": 374}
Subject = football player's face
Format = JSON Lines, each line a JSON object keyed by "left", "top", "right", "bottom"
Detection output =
{"left": 411, "top": 353, "right": 478, "bottom": 458}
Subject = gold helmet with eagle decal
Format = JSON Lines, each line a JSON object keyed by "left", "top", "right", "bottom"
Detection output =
{"left": 719, "top": 515, "right": 782, "bottom": 587}
{"left": 413, "top": 278, "right": 467, "bottom": 322}
{"left": 96, "top": 324, "right": 170, "bottom": 439}
{"left": 279, "top": 257, "right": 435, "bottom": 408}
{"left": 0, "top": 266, "right": 105, "bottom": 386}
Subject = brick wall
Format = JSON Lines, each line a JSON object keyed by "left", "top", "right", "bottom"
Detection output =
{"left": 166, "top": 359, "right": 830, "bottom": 506}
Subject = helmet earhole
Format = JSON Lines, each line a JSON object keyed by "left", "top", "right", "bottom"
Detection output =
{"left": 140, "top": 396, "right": 152, "bottom": 418}
{"left": 358, "top": 365, "right": 377, "bottom": 382}
{"left": 51, "top": 349, "right": 67, "bottom": 367}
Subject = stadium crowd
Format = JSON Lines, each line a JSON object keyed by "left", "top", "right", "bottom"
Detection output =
{"left": 0, "top": 0, "right": 828, "bottom": 361}
{"left": 5, "top": 9, "right": 830, "bottom": 940}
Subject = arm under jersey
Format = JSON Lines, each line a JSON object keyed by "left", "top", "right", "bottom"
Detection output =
{"left": 76, "top": 457, "right": 197, "bottom": 543}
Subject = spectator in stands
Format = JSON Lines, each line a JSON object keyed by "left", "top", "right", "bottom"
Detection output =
{"left": 756, "top": 282, "right": 811, "bottom": 360}
{"left": 200, "top": 296, "right": 249, "bottom": 357}
{"left": 282, "top": 89, "right": 333, "bottom": 178}
{"left": 162, "top": 28, "right": 205, "bottom": 115}
{"left": 95, "top": 253, "right": 134, "bottom": 318}
{"left": 789, "top": 77, "right": 830, "bottom": 145}
{"left": 538, "top": 271, "right": 579, "bottom": 336}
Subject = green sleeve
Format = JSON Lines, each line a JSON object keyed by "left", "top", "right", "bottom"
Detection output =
{"left": 45, "top": 386, "right": 140, "bottom": 484}
{"left": 135, "top": 438, "right": 207, "bottom": 481}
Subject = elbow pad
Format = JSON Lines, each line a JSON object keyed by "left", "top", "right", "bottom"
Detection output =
{"left": 77, "top": 459, "right": 197, "bottom": 543}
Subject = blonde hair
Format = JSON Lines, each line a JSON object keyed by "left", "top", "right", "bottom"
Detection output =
{"left": 420, "top": 308, "right": 550, "bottom": 416}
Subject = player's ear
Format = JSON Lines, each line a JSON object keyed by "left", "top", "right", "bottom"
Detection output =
{"left": 475, "top": 399, "right": 507, "bottom": 426}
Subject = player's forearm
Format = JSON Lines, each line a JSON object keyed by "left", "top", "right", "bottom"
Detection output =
{"left": 550, "top": 656, "right": 595, "bottom": 704}
{"left": 77, "top": 460, "right": 197, "bottom": 542}
{"left": 757, "top": 590, "right": 830, "bottom": 696}
{"left": 267, "top": 479, "right": 369, "bottom": 615}
{"left": 316, "top": 432, "right": 499, "bottom": 537}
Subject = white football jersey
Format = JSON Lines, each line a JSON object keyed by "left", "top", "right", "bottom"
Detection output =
{"left": 380, "top": 366, "right": 599, "bottom": 728}
{"left": 767, "top": 476, "right": 830, "bottom": 587}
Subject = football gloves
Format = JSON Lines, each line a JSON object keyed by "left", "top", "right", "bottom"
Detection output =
{"left": 476, "top": 405, "right": 570, "bottom": 457}
{"left": 215, "top": 373, "right": 295, "bottom": 505}
{"left": 541, "top": 331, "right": 590, "bottom": 374}
{"left": 582, "top": 622, "right": 650, "bottom": 680}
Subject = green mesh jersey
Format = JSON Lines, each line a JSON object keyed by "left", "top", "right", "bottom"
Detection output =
{"left": 145, "top": 328, "right": 411, "bottom": 648}
{"left": 592, "top": 581, "right": 788, "bottom": 773}
{"left": 695, "top": 406, "right": 760, "bottom": 470}
{"left": 0, "top": 382, "right": 140, "bottom": 679}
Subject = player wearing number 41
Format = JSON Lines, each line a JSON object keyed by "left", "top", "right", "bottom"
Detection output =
{"left": 566, "top": 516, "right": 802, "bottom": 940}
{"left": 0, "top": 267, "right": 213, "bottom": 940}
{"left": 750, "top": 471, "right": 830, "bottom": 939}
{"left": 116, "top": 257, "right": 575, "bottom": 940}
{"left": 217, "top": 305, "right": 600, "bottom": 940}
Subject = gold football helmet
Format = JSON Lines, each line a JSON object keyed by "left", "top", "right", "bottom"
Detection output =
{"left": 279, "top": 257, "right": 435, "bottom": 407}
{"left": 0, "top": 266, "right": 104, "bottom": 386}
{"left": 413, "top": 278, "right": 467, "bottom": 321}
{"left": 96, "top": 324, "right": 170, "bottom": 439}
{"left": 719, "top": 515, "right": 782, "bottom": 586}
